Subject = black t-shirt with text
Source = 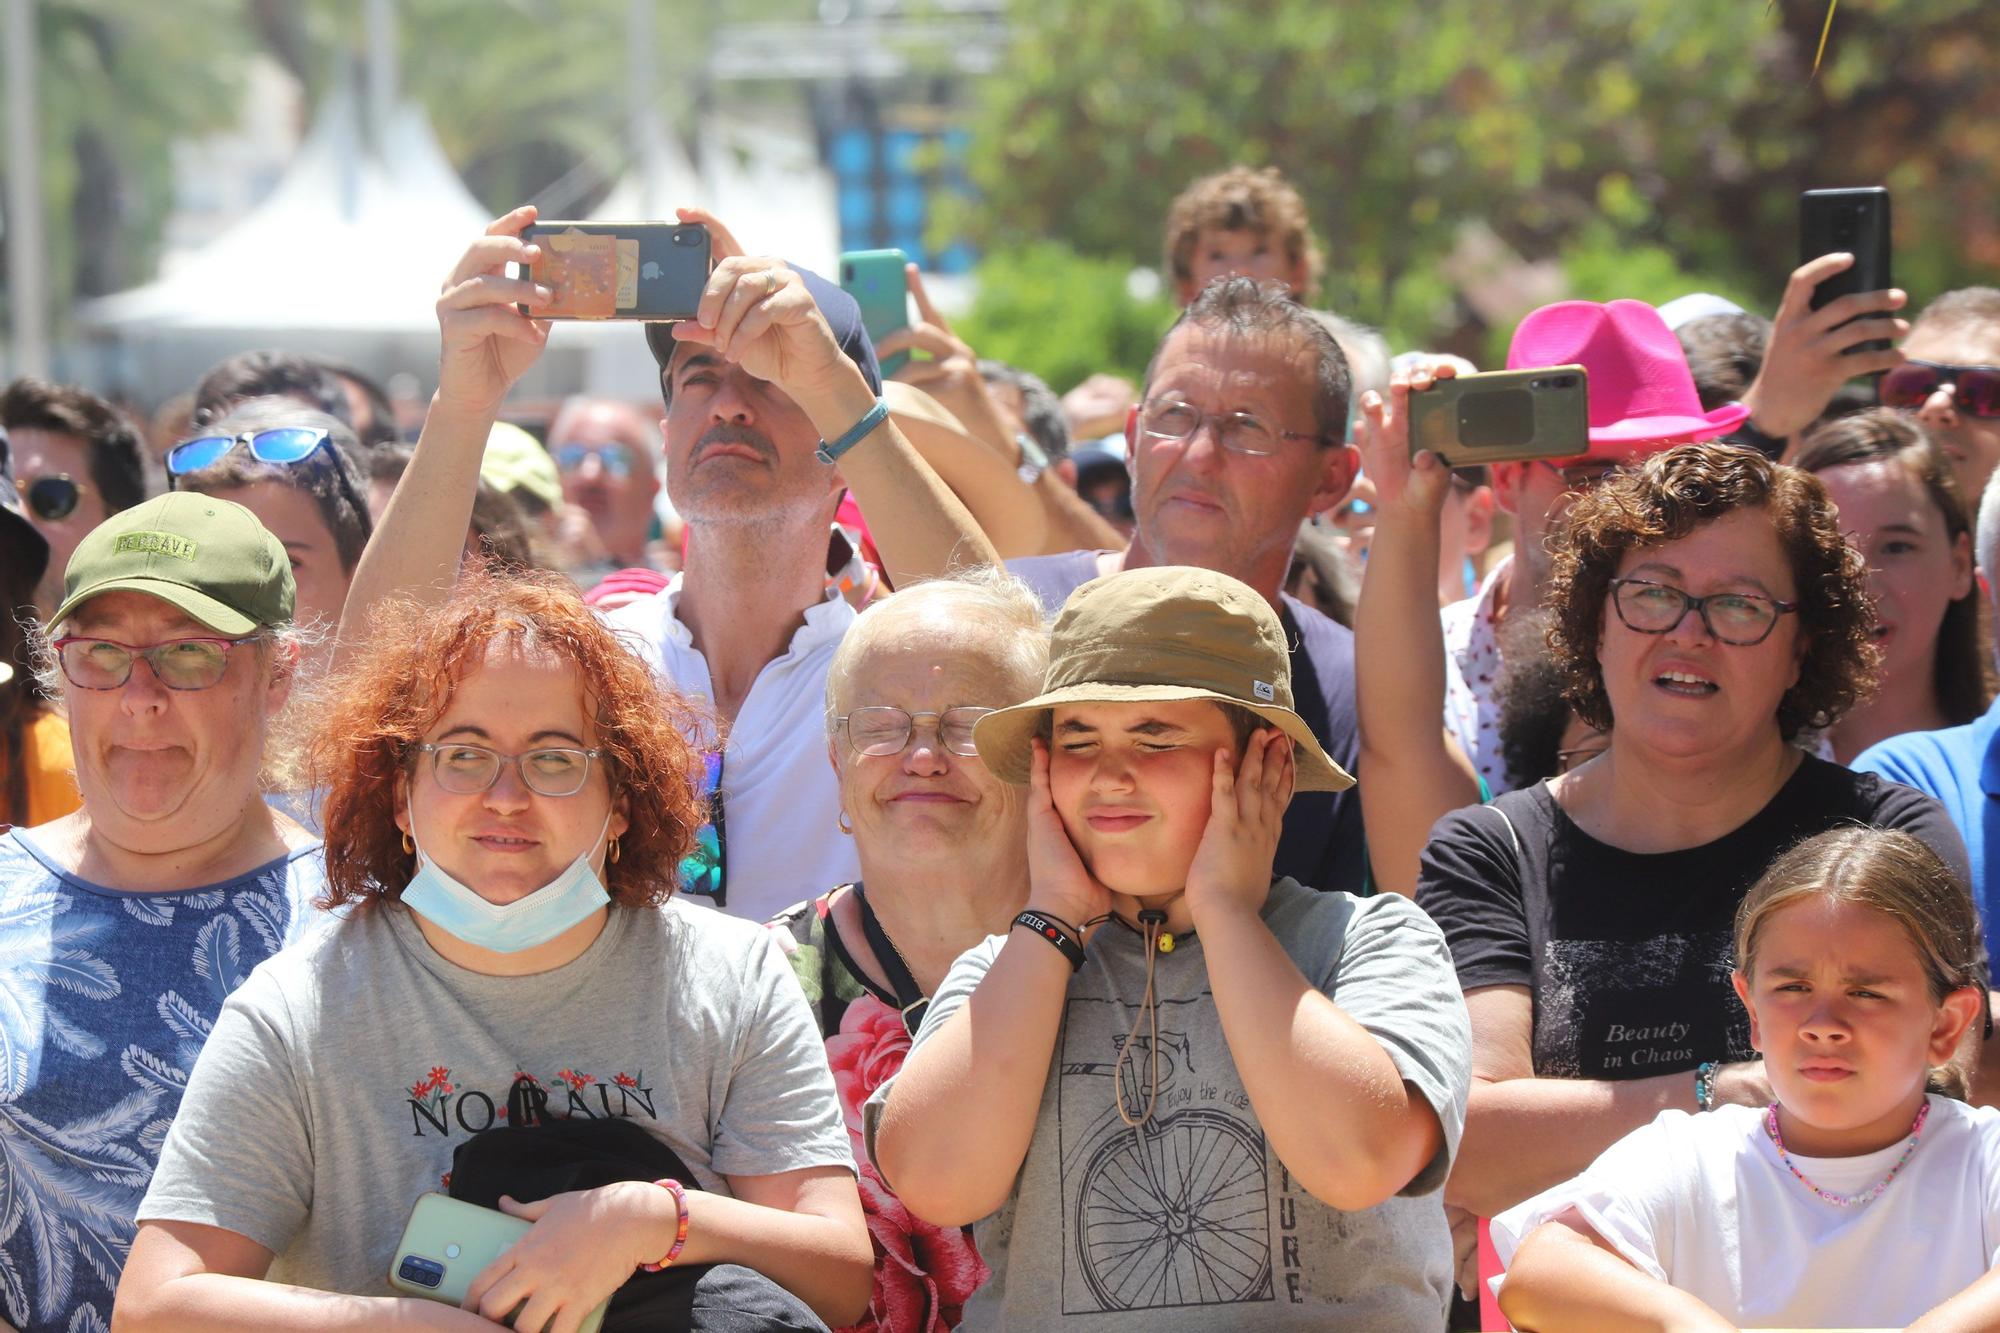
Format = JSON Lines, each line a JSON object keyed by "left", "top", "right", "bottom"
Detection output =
{"left": 1416, "top": 756, "right": 1969, "bottom": 1080}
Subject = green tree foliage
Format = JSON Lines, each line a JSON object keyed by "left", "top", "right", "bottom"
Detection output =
{"left": 954, "top": 241, "right": 1177, "bottom": 390}
{"left": 961, "top": 0, "right": 2000, "bottom": 358}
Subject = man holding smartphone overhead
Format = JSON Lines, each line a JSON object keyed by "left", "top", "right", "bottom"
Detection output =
{"left": 338, "top": 206, "right": 997, "bottom": 925}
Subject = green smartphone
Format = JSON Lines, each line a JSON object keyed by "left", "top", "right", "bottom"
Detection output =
{"left": 1406, "top": 365, "right": 1591, "bottom": 468}
{"left": 840, "top": 248, "right": 912, "bottom": 377}
{"left": 389, "top": 1192, "right": 608, "bottom": 1333}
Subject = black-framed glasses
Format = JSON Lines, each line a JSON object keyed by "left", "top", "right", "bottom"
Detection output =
{"left": 678, "top": 749, "right": 726, "bottom": 904}
{"left": 413, "top": 742, "right": 606, "bottom": 797}
{"left": 1879, "top": 360, "right": 2000, "bottom": 419}
{"left": 17, "top": 473, "right": 84, "bottom": 521}
{"left": 1608, "top": 577, "right": 1799, "bottom": 646}
{"left": 1536, "top": 460, "right": 1620, "bottom": 492}
{"left": 837, "top": 706, "right": 994, "bottom": 757}
{"left": 166, "top": 427, "right": 370, "bottom": 522}
{"left": 1137, "top": 398, "right": 1330, "bottom": 458}
{"left": 52, "top": 635, "right": 256, "bottom": 691}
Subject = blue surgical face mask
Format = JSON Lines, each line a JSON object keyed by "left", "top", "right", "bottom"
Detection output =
{"left": 401, "top": 812, "right": 613, "bottom": 953}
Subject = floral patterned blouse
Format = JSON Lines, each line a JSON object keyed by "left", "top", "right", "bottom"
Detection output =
{"left": 769, "top": 886, "right": 989, "bottom": 1332}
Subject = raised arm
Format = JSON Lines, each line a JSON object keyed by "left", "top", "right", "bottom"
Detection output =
{"left": 1449, "top": 986, "right": 1767, "bottom": 1217}
{"left": 871, "top": 741, "right": 1107, "bottom": 1225}
{"left": 333, "top": 206, "right": 553, "bottom": 670}
{"left": 1352, "top": 366, "right": 1481, "bottom": 896}
{"left": 1739, "top": 253, "right": 1908, "bottom": 456}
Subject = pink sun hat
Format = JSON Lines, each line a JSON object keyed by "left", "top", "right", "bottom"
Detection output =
{"left": 1506, "top": 299, "right": 1750, "bottom": 457}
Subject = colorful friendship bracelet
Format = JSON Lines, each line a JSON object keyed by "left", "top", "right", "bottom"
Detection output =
{"left": 639, "top": 1177, "right": 690, "bottom": 1272}
{"left": 1014, "top": 909, "right": 1086, "bottom": 971}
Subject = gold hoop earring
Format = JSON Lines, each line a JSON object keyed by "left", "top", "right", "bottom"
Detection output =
{"left": 401, "top": 830, "right": 414, "bottom": 855}
{"left": 836, "top": 810, "right": 853, "bottom": 835}
{"left": 608, "top": 836, "right": 622, "bottom": 865}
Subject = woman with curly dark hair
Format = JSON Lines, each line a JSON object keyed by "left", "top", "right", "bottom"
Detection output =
{"left": 1415, "top": 442, "right": 1973, "bottom": 1221}
{"left": 118, "top": 566, "right": 872, "bottom": 1330}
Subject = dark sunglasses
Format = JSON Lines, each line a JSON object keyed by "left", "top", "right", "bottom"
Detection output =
{"left": 677, "top": 749, "right": 727, "bottom": 905}
{"left": 1879, "top": 360, "right": 2000, "bottom": 419}
{"left": 166, "top": 427, "right": 370, "bottom": 520}
{"left": 16, "top": 473, "right": 85, "bottom": 521}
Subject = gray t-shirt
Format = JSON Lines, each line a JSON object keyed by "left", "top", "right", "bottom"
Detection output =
{"left": 865, "top": 879, "right": 1471, "bottom": 1331}
{"left": 140, "top": 899, "right": 851, "bottom": 1294}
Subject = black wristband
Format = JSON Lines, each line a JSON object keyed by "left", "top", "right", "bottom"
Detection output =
{"left": 1014, "top": 910, "right": 1086, "bottom": 972}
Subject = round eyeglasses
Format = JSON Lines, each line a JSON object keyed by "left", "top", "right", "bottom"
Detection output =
{"left": 413, "top": 742, "right": 606, "bottom": 797}
{"left": 1137, "top": 399, "right": 1330, "bottom": 458}
{"left": 52, "top": 636, "right": 255, "bottom": 691}
{"left": 836, "top": 706, "right": 994, "bottom": 757}
{"left": 1608, "top": 578, "right": 1798, "bottom": 646}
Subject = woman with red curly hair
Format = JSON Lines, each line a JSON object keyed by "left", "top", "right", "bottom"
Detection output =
{"left": 1414, "top": 443, "right": 1974, "bottom": 1225}
{"left": 117, "top": 567, "right": 872, "bottom": 1331}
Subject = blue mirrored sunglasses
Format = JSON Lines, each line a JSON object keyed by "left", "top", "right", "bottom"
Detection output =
{"left": 166, "top": 427, "right": 369, "bottom": 525}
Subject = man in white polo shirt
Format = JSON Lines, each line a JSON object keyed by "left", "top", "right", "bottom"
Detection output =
{"left": 341, "top": 207, "right": 994, "bottom": 923}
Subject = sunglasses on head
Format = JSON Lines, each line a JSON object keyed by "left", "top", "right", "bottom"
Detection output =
{"left": 165, "top": 426, "right": 369, "bottom": 520}
{"left": 16, "top": 473, "right": 85, "bottom": 521}
{"left": 1879, "top": 360, "right": 2000, "bottom": 419}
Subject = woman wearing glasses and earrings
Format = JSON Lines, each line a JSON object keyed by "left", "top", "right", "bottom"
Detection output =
{"left": 1415, "top": 443, "right": 1978, "bottom": 1224}
{"left": 767, "top": 569, "right": 1049, "bottom": 1331}
{"left": 116, "top": 563, "right": 871, "bottom": 1331}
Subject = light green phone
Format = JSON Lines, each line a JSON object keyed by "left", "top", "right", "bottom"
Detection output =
{"left": 389, "top": 1192, "right": 609, "bottom": 1333}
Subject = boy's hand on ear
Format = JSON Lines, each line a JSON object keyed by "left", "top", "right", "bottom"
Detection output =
{"left": 1186, "top": 728, "right": 1293, "bottom": 925}
{"left": 1024, "top": 739, "right": 1112, "bottom": 939}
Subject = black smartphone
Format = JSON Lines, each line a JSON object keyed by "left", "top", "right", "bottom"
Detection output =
{"left": 1799, "top": 188, "right": 1892, "bottom": 353}
{"left": 1406, "top": 366, "right": 1591, "bottom": 468}
{"left": 517, "top": 221, "right": 710, "bottom": 321}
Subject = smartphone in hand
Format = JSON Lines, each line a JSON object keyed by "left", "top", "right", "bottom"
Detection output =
{"left": 1406, "top": 366, "right": 1590, "bottom": 468}
{"left": 389, "top": 1192, "right": 608, "bottom": 1332}
{"left": 841, "top": 249, "right": 912, "bottom": 376}
{"left": 519, "top": 221, "right": 711, "bottom": 321}
{"left": 1799, "top": 188, "right": 1892, "bottom": 353}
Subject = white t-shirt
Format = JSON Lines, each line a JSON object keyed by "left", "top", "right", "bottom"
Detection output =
{"left": 1492, "top": 1098, "right": 2000, "bottom": 1328}
{"left": 607, "top": 575, "right": 861, "bottom": 924}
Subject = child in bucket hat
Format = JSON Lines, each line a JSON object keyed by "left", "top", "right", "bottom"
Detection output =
{"left": 864, "top": 565, "right": 1472, "bottom": 1330}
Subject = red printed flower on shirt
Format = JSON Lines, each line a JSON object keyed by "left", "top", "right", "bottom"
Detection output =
{"left": 555, "top": 1068, "right": 595, "bottom": 1091}
{"left": 824, "top": 995, "right": 988, "bottom": 1331}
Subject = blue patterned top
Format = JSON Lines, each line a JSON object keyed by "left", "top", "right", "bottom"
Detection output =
{"left": 0, "top": 827, "right": 327, "bottom": 1332}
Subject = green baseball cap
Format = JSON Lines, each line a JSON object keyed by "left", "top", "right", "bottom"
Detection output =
{"left": 972, "top": 565, "right": 1355, "bottom": 792}
{"left": 47, "top": 492, "right": 296, "bottom": 636}
{"left": 481, "top": 421, "right": 563, "bottom": 510}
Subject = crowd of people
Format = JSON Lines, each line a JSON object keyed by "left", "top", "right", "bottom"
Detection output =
{"left": 4, "top": 162, "right": 2000, "bottom": 1332}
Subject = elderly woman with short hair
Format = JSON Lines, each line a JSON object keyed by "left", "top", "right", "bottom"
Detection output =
{"left": 769, "top": 569, "right": 1049, "bottom": 1332}
{"left": 1416, "top": 442, "right": 1974, "bottom": 1219}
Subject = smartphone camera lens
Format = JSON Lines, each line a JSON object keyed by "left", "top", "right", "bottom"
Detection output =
{"left": 397, "top": 1256, "right": 445, "bottom": 1289}
{"left": 842, "top": 265, "right": 854, "bottom": 282}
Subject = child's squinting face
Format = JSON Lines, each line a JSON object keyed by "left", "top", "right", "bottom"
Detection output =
{"left": 1734, "top": 896, "right": 1971, "bottom": 1154}
{"left": 1048, "top": 698, "right": 1239, "bottom": 898}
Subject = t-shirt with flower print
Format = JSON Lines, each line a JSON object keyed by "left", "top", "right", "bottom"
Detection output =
{"left": 770, "top": 887, "right": 990, "bottom": 1332}
{"left": 0, "top": 826, "right": 327, "bottom": 1333}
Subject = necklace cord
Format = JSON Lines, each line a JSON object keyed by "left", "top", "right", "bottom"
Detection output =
{"left": 1114, "top": 911, "right": 1167, "bottom": 1127}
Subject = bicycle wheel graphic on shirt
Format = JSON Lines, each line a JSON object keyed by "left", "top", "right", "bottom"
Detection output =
{"left": 1073, "top": 1108, "right": 1273, "bottom": 1310}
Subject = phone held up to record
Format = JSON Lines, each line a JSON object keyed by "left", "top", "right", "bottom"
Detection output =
{"left": 1799, "top": 187, "right": 1893, "bottom": 354}
{"left": 389, "top": 1192, "right": 609, "bottom": 1332}
{"left": 1405, "top": 366, "right": 1591, "bottom": 468}
{"left": 840, "top": 248, "right": 913, "bottom": 377}
{"left": 518, "top": 221, "right": 711, "bottom": 321}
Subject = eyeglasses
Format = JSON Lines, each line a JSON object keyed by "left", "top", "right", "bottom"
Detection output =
{"left": 1608, "top": 577, "right": 1799, "bottom": 646}
{"left": 166, "top": 427, "right": 370, "bottom": 521}
{"left": 678, "top": 749, "right": 727, "bottom": 904}
{"left": 837, "top": 706, "right": 994, "bottom": 757}
{"left": 52, "top": 635, "right": 256, "bottom": 691}
{"left": 413, "top": 742, "right": 606, "bottom": 797}
{"left": 1137, "top": 398, "right": 1330, "bottom": 458}
{"left": 554, "top": 443, "right": 635, "bottom": 479}
{"left": 1878, "top": 360, "right": 2000, "bottom": 419}
{"left": 17, "top": 474, "right": 85, "bottom": 521}
{"left": 1536, "top": 460, "right": 1620, "bottom": 492}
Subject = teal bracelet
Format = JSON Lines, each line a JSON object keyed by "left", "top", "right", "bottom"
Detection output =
{"left": 815, "top": 396, "right": 890, "bottom": 465}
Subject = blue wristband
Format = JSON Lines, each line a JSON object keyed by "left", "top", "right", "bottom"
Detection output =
{"left": 815, "top": 397, "right": 890, "bottom": 465}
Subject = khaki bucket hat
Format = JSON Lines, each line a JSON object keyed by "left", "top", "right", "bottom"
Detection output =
{"left": 972, "top": 565, "right": 1354, "bottom": 792}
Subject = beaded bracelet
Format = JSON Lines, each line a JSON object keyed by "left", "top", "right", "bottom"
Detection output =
{"left": 639, "top": 1177, "right": 690, "bottom": 1272}
{"left": 1694, "top": 1061, "right": 1718, "bottom": 1113}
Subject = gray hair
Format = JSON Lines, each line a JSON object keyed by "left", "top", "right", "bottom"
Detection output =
{"left": 1311, "top": 311, "right": 1390, "bottom": 404}
{"left": 823, "top": 567, "right": 1051, "bottom": 740}
{"left": 978, "top": 359, "right": 1072, "bottom": 460}
{"left": 1146, "top": 277, "right": 1353, "bottom": 441}
{"left": 1979, "top": 466, "right": 2000, "bottom": 606}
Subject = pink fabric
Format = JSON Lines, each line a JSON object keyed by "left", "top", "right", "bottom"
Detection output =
{"left": 825, "top": 995, "right": 989, "bottom": 1332}
{"left": 581, "top": 567, "right": 670, "bottom": 606}
{"left": 1506, "top": 299, "right": 1749, "bottom": 453}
